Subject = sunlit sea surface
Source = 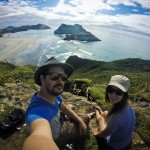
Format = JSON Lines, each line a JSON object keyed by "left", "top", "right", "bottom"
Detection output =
{"left": 1, "top": 25, "right": 150, "bottom": 66}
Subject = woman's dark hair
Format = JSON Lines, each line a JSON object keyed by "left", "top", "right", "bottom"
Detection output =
{"left": 105, "top": 87, "right": 129, "bottom": 118}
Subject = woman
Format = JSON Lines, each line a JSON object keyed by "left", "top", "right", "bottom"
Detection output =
{"left": 92, "top": 75, "right": 136, "bottom": 150}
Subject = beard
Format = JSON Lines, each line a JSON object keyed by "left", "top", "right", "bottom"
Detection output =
{"left": 45, "top": 83, "right": 64, "bottom": 96}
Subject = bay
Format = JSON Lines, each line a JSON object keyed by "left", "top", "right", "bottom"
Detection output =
{"left": 0, "top": 25, "right": 149, "bottom": 66}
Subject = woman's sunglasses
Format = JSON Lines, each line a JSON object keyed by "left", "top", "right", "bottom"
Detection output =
{"left": 45, "top": 72, "right": 68, "bottom": 81}
{"left": 107, "top": 86, "right": 124, "bottom": 96}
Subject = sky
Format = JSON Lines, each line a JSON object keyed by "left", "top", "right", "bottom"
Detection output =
{"left": 0, "top": 0, "right": 150, "bottom": 35}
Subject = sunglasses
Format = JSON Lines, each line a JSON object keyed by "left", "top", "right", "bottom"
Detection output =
{"left": 107, "top": 86, "right": 124, "bottom": 96}
{"left": 45, "top": 72, "right": 68, "bottom": 81}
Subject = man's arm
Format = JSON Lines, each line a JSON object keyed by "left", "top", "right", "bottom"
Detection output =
{"left": 22, "top": 119, "right": 59, "bottom": 150}
{"left": 60, "top": 102, "right": 87, "bottom": 134}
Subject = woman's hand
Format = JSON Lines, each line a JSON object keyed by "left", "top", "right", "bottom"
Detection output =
{"left": 92, "top": 128, "right": 99, "bottom": 136}
{"left": 93, "top": 106, "right": 102, "bottom": 114}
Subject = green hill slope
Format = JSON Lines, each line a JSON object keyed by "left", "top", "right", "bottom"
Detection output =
{"left": 66, "top": 55, "right": 150, "bottom": 72}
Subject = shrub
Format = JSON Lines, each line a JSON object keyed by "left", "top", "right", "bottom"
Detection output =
{"left": 0, "top": 74, "right": 7, "bottom": 86}
{"left": 136, "top": 113, "right": 150, "bottom": 146}
{"left": 91, "top": 86, "right": 105, "bottom": 101}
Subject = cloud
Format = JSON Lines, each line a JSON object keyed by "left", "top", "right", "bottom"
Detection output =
{"left": 106, "top": 0, "right": 150, "bottom": 9}
{"left": 133, "top": 0, "right": 150, "bottom": 9}
{"left": 0, "top": 0, "right": 149, "bottom": 35}
{"left": 106, "top": 0, "right": 136, "bottom": 7}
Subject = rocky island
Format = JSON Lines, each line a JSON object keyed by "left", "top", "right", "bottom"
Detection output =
{"left": 0, "top": 24, "right": 50, "bottom": 36}
{"left": 54, "top": 24, "right": 101, "bottom": 42}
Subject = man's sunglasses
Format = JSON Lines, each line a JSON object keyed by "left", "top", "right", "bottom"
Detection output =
{"left": 45, "top": 72, "right": 68, "bottom": 81}
{"left": 107, "top": 86, "right": 124, "bottom": 96}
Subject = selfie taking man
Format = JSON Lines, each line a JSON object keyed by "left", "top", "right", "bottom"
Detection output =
{"left": 22, "top": 57, "right": 94, "bottom": 150}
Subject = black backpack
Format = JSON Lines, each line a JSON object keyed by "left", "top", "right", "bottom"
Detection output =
{"left": 0, "top": 108, "right": 25, "bottom": 138}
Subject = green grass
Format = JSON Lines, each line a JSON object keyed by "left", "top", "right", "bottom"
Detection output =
{"left": 0, "top": 59, "right": 150, "bottom": 149}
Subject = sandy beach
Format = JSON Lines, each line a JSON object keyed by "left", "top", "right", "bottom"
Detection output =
{"left": 0, "top": 36, "right": 38, "bottom": 65}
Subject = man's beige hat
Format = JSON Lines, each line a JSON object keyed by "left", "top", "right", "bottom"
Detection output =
{"left": 107, "top": 75, "right": 130, "bottom": 92}
{"left": 34, "top": 57, "right": 73, "bottom": 85}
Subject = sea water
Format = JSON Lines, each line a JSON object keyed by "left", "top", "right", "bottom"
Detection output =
{"left": 1, "top": 25, "right": 150, "bottom": 66}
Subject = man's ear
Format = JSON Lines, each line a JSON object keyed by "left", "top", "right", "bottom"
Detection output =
{"left": 40, "top": 75, "right": 45, "bottom": 84}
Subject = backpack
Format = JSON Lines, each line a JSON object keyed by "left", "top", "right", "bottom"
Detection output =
{"left": 0, "top": 108, "right": 25, "bottom": 138}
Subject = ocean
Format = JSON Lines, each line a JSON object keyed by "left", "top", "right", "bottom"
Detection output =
{"left": 0, "top": 25, "right": 150, "bottom": 66}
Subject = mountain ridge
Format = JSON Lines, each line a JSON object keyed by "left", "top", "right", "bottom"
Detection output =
{"left": 0, "top": 24, "right": 50, "bottom": 37}
{"left": 66, "top": 55, "right": 150, "bottom": 72}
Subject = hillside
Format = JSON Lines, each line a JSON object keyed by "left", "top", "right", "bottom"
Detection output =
{"left": 0, "top": 57, "right": 150, "bottom": 149}
{"left": 66, "top": 55, "right": 150, "bottom": 72}
{"left": 0, "top": 24, "right": 50, "bottom": 37}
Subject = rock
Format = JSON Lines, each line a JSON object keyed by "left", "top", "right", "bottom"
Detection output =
{"left": 54, "top": 24, "right": 86, "bottom": 34}
{"left": 54, "top": 24, "right": 101, "bottom": 42}
{"left": 63, "top": 32, "right": 100, "bottom": 41}
{"left": 141, "top": 102, "right": 149, "bottom": 107}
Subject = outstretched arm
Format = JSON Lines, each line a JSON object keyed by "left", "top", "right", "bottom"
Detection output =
{"left": 60, "top": 102, "right": 87, "bottom": 135}
{"left": 22, "top": 119, "right": 59, "bottom": 150}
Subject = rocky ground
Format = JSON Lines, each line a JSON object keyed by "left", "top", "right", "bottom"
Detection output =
{"left": 62, "top": 92, "right": 150, "bottom": 150}
{"left": 0, "top": 82, "right": 149, "bottom": 150}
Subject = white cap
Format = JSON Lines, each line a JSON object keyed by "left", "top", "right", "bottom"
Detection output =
{"left": 107, "top": 75, "right": 130, "bottom": 92}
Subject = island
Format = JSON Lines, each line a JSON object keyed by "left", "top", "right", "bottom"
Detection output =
{"left": 0, "top": 24, "right": 51, "bottom": 36}
{"left": 54, "top": 24, "right": 101, "bottom": 42}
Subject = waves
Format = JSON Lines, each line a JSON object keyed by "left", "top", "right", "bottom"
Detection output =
{"left": 37, "top": 39, "right": 95, "bottom": 66}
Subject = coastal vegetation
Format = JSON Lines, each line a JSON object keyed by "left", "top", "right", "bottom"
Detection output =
{"left": 0, "top": 56, "right": 150, "bottom": 149}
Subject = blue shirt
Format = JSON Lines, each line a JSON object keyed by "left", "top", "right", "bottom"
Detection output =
{"left": 106, "top": 105, "right": 136, "bottom": 150}
{"left": 26, "top": 93, "right": 63, "bottom": 139}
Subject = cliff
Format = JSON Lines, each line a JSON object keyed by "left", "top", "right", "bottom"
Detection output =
{"left": 54, "top": 24, "right": 86, "bottom": 34}
{"left": 54, "top": 24, "right": 100, "bottom": 42}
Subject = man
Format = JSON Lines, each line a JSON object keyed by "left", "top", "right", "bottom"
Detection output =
{"left": 22, "top": 57, "right": 94, "bottom": 150}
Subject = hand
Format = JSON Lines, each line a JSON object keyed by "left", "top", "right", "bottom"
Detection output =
{"left": 92, "top": 128, "right": 99, "bottom": 136}
{"left": 95, "top": 110, "right": 103, "bottom": 123}
{"left": 93, "top": 106, "right": 102, "bottom": 114}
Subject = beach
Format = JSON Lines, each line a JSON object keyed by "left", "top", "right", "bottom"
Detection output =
{"left": 0, "top": 36, "right": 39, "bottom": 65}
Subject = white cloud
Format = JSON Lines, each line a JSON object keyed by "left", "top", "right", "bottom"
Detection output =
{"left": 8, "top": 0, "right": 30, "bottom": 6}
{"left": 106, "top": 0, "right": 136, "bottom": 6}
{"left": 145, "top": 11, "right": 150, "bottom": 15}
{"left": 0, "top": 0, "right": 150, "bottom": 35}
{"left": 69, "top": 0, "right": 114, "bottom": 12}
{"left": 113, "top": 14, "right": 150, "bottom": 33}
{"left": 132, "top": 0, "right": 150, "bottom": 9}
{"left": 132, "top": 9, "right": 138, "bottom": 12}
{"left": 106, "top": 0, "right": 150, "bottom": 9}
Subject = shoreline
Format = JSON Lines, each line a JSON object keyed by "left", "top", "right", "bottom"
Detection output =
{"left": 0, "top": 37, "right": 38, "bottom": 65}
